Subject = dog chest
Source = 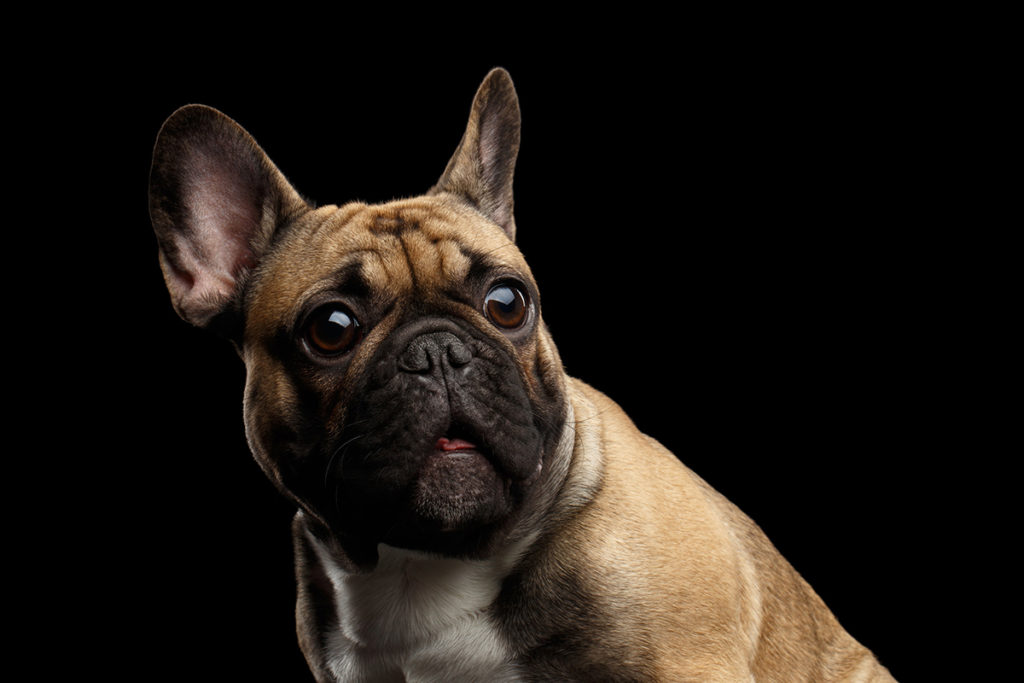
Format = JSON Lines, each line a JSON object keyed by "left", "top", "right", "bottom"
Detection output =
{"left": 308, "top": 535, "right": 525, "bottom": 681}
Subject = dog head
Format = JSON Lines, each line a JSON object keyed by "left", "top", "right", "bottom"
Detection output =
{"left": 149, "top": 69, "right": 569, "bottom": 567}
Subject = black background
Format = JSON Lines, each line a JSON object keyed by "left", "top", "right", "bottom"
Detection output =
{"left": 22, "top": 16, "right": 983, "bottom": 681}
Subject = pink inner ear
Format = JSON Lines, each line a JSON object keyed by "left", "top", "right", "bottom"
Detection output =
{"left": 172, "top": 149, "right": 263, "bottom": 312}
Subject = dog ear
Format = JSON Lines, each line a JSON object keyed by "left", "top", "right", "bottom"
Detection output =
{"left": 430, "top": 68, "right": 521, "bottom": 241}
{"left": 149, "top": 105, "right": 309, "bottom": 333}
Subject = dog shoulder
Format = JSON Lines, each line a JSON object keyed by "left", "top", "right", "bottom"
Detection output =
{"left": 495, "top": 379, "right": 754, "bottom": 677}
{"left": 537, "top": 379, "right": 895, "bottom": 680}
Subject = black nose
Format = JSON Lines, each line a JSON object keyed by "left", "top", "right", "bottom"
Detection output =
{"left": 397, "top": 331, "right": 472, "bottom": 374}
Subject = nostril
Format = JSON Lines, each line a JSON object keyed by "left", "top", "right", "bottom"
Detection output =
{"left": 447, "top": 339, "right": 471, "bottom": 368}
{"left": 397, "top": 338, "right": 432, "bottom": 373}
{"left": 398, "top": 331, "right": 472, "bottom": 374}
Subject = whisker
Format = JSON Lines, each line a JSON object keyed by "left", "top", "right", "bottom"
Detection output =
{"left": 324, "top": 432, "right": 367, "bottom": 488}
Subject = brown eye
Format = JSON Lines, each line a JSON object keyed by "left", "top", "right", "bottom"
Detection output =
{"left": 304, "top": 304, "right": 361, "bottom": 356}
{"left": 484, "top": 283, "right": 529, "bottom": 329}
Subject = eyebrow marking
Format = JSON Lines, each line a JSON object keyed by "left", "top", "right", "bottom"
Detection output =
{"left": 329, "top": 261, "right": 372, "bottom": 299}
{"left": 461, "top": 244, "right": 505, "bottom": 283}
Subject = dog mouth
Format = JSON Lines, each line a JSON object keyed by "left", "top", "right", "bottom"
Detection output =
{"left": 428, "top": 419, "right": 493, "bottom": 467}
{"left": 431, "top": 419, "right": 490, "bottom": 460}
{"left": 404, "top": 424, "right": 509, "bottom": 534}
{"left": 434, "top": 436, "right": 479, "bottom": 454}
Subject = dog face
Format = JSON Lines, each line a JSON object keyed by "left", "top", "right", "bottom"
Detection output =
{"left": 242, "top": 196, "right": 568, "bottom": 563}
{"left": 150, "top": 70, "right": 568, "bottom": 566}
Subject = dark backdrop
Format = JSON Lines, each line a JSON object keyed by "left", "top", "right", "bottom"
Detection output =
{"left": 32, "top": 24, "right": 954, "bottom": 681}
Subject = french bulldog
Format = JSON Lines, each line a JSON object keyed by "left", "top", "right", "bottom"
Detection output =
{"left": 149, "top": 68, "right": 896, "bottom": 681}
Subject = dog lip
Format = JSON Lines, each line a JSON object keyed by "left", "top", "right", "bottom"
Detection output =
{"left": 435, "top": 437, "right": 478, "bottom": 452}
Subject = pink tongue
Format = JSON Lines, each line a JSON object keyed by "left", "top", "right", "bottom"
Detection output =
{"left": 435, "top": 437, "right": 477, "bottom": 452}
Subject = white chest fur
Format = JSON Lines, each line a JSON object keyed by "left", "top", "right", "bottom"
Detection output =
{"left": 307, "top": 534, "right": 529, "bottom": 682}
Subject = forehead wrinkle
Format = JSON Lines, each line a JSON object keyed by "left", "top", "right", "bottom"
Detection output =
{"left": 436, "top": 237, "right": 474, "bottom": 281}
{"left": 360, "top": 237, "right": 413, "bottom": 298}
{"left": 399, "top": 229, "right": 476, "bottom": 299}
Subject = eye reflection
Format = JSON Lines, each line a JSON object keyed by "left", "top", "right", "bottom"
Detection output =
{"left": 484, "top": 284, "right": 528, "bottom": 329}
{"left": 305, "top": 304, "right": 361, "bottom": 356}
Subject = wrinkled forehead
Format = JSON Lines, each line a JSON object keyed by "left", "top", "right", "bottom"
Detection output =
{"left": 247, "top": 196, "right": 528, "bottom": 329}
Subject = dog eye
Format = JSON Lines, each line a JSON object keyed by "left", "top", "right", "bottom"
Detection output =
{"left": 484, "top": 283, "right": 529, "bottom": 329}
{"left": 304, "top": 304, "right": 361, "bottom": 356}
